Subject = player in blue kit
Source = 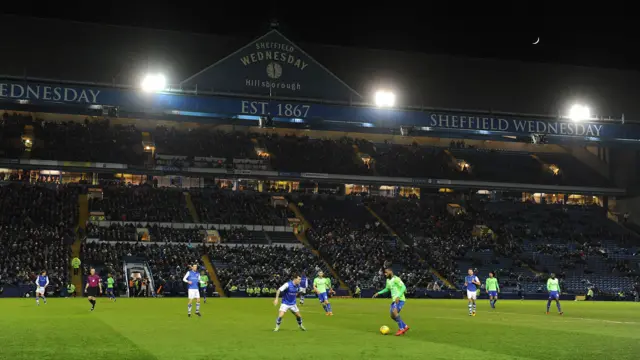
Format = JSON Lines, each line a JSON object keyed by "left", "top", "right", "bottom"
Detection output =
{"left": 34, "top": 270, "right": 49, "bottom": 306}
{"left": 182, "top": 264, "right": 202, "bottom": 317}
{"left": 546, "top": 273, "right": 563, "bottom": 315}
{"left": 273, "top": 274, "right": 306, "bottom": 332}
{"left": 464, "top": 268, "right": 481, "bottom": 316}
{"left": 299, "top": 274, "right": 308, "bottom": 305}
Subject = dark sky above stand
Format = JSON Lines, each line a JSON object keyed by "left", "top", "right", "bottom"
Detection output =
{"left": 2, "top": 3, "right": 636, "bottom": 71}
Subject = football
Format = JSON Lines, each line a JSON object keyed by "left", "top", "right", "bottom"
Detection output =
{"left": 380, "top": 325, "right": 390, "bottom": 335}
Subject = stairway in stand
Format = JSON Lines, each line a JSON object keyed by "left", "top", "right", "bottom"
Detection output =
{"left": 184, "top": 192, "right": 200, "bottom": 223}
{"left": 201, "top": 254, "right": 226, "bottom": 297}
{"left": 288, "top": 202, "right": 351, "bottom": 294}
{"left": 71, "top": 193, "right": 89, "bottom": 292}
{"left": 364, "top": 205, "right": 456, "bottom": 289}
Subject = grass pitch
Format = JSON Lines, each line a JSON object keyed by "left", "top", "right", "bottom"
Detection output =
{"left": 0, "top": 298, "right": 638, "bottom": 359}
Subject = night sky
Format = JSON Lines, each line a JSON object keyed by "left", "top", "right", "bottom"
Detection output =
{"left": 3, "top": 3, "right": 637, "bottom": 70}
{"left": 1, "top": 4, "right": 638, "bottom": 118}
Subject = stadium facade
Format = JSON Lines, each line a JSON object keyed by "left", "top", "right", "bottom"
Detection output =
{"left": 0, "top": 15, "right": 640, "bottom": 219}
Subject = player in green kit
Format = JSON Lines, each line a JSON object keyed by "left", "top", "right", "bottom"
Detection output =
{"left": 106, "top": 273, "right": 116, "bottom": 302}
{"left": 485, "top": 272, "right": 499, "bottom": 309}
{"left": 313, "top": 271, "right": 334, "bottom": 315}
{"left": 199, "top": 270, "right": 209, "bottom": 303}
{"left": 546, "top": 273, "right": 563, "bottom": 315}
{"left": 373, "top": 268, "right": 409, "bottom": 336}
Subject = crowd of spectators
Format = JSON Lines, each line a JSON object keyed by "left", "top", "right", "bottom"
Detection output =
{"left": 32, "top": 119, "right": 143, "bottom": 165}
{"left": 190, "top": 190, "right": 293, "bottom": 225}
{"left": 0, "top": 183, "right": 79, "bottom": 227}
{"left": 154, "top": 127, "right": 257, "bottom": 160}
{"left": 0, "top": 224, "right": 72, "bottom": 289}
{"left": 87, "top": 223, "right": 203, "bottom": 244}
{"left": 0, "top": 113, "right": 616, "bottom": 187}
{"left": 259, "top": 134, "right": 369, "bottom": 175}
{"left": 81, "top": 241, "right": 204, "bottom": 295}
{"left": 209, "top": 244, "right": 326, "bottom": 294}
{"left": 0, "top": 183, "right": 79, "bottom": 292}
{"left": 369, "top": 197, "right": 535, "bottom": 287}
{"left": 89, "top": 184, "right": 192, "bottom": 222}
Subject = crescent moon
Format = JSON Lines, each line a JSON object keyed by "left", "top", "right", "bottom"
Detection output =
{"left": 533, "top": 37, "right": 540, "bottom": 45}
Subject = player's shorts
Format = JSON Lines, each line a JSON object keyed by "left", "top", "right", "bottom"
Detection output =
{"left": 488, "top": 291, "right": 498, "bottom": 297}
{"left": 87, "top": 287, "right": 99, "bottom": 297}
{"left": 299, "top": 288, "right": 306, "bottom": 294}
{"left": 279, "top": 304, "right": 300, "bottom": 313}
{"left": 467, "top": 290, "right": 477, "bottom": 300}
{"left": 188, "top": 289, "right": 200, "bottom": 299}
{"left": 318, "top": 292, "right": 328, "bottom": 302}
{"left": 36, "top": 286, "right": 45, "bottom": 295}
{"left": 390, "top": 300, "right": 405, "bottom": 314}
{"left": 548, "top": 291, "right": 559, "bottom": 300}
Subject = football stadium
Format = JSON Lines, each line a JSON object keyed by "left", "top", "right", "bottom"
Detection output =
{"left": 0, "top": 15, "right": 639, "bottom": 360}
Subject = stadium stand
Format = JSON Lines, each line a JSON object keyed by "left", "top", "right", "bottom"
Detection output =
{"left": 0, "top": 113, "right": 618, "bottom": 187}
{"left": 89, "top": 184, "right": 192, "bottom": 222}
{"left": 81, "top": 241, "right": 206, "bottom": 296}
{"left": 190, "top": 189, "right": 293, "bottom": 225}
{"left": 0, "top": 184, "right": 79, "bottom": 296}
{"left": 32, "top": 119, "right": 144, "bottom": 166}
{"left": 301, "top": 197, "right": 436, "bottom": 291}
{"left": 208, "top": 244, "right": 328, "bottom": 295}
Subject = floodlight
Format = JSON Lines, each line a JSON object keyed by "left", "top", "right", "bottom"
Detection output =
{"left": 568, "top": 104, "right": 590, "bottom": 122}
{"left": 141, "top": 74, "right": 167, "bottom": 92}
{"left": 375, "top": 90, "right": 396, "bottom": 108}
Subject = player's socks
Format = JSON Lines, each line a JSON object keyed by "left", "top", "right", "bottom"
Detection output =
{"left": 468, "top": 303, "right": 472, "bottom": 315}
{"left": 395, "top": 316, "right": 406, "bottom": 329}
{"left": 42, "top": 296, "right": 47, "bottom": 304}
{"left": 196, "top": 303, "right": 201, "bottom": 314}
{"left": 188, "top": 303, "right": 192, "bottom": 315}
{"left": 296, "top": 316, "right": 306, "bottom": 330}
{"left": 326, "top": 303, "right": 332, "bottom": 313}
{"left": 546, "top": 300, "right": 552, "bottom": 312}
{"left": 493, "top": 299, "right": 497, "bottom": 307}
{"left": 556, "top": 301, "right": 562, "bottom": 313}
{"left": 472, "top": 304, "right": 476, "bottom": 314}
{"left": 36, "top": 296, "right": 40, "bottom": 306}
{"left": 322, "top": 303, "right": 328, "bottom": 312}
{"left": 275, "top": 316, "right": 282, "bottom": 330}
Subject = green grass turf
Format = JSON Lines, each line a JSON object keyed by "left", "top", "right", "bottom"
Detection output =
{"left": 0, "top": 298, "right": 639, "bottom": 360}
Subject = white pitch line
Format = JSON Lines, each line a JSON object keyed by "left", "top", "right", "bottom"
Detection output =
{"left": 301, "top": 306, "right": 639, "bottom": 325}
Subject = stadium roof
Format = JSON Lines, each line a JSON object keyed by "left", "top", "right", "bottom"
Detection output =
{"left": 2, "top": 15, "right": 640, "bottom": 119}
{"left": 181, "top": 30, "right": 363, "bottom": 101}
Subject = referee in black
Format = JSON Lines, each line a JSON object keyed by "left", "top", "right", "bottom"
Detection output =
{"left": 85, "top": 268, "right": 102, "bottom": 311}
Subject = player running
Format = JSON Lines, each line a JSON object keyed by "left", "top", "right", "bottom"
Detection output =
{"left": 373, "top": 268, "right": 410, "bottom": 336}
{"left": 106, "top": 273, "right": 116, "bottom": 302}
{"left": 199, "top": 270, "right": 209, "bottom": 304}
{"left": 183, "top": 265, "right": 202, "bottom": 317}
{"left": 546, "top": 273, "right": 563, "bottom": 315}
{"left": 465, "top": 268, "right": 481, "bottom": 316}
{"left": 299, "top": 274, "right": 308, "bottom": 305}
{"left": 85, "top": 268, "right": 102, "bottom": 312}
{"left": 313, "top": 271, "right": 334, "bottom": 315}
{"left": 486, "top": 272, "right": 500, "bottom": 309}
{"left": 35, "top": 270, "right": 49, "bottom": 306}
{"left": 273, "top": 273, "right": 306, "bottom": 332}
